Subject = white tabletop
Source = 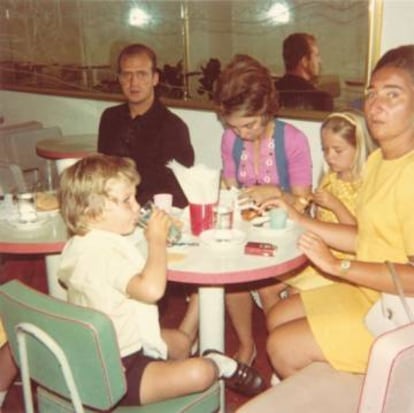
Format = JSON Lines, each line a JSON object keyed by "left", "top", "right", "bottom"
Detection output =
{"left": 0, "top": 212, "right": 67, "bottom": 254}
{"left": 0, "top": 205, "right": 305, "bottom": 279}
{"left": 167, "top": 220, "right": 306, "bottom": 285}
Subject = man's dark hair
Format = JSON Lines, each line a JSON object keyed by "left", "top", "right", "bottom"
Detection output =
{"left": 282, "top": 33, "right": 316, "bottom": 71}
{"left": 372, "top": 44, "right": 414, "bottom": 82}
{"left": 117, "top": 43, "right": 157, "bottom": 73}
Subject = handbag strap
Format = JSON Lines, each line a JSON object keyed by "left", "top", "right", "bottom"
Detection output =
{"left": 385, "top": 260, "right": 414, "bottom": 322}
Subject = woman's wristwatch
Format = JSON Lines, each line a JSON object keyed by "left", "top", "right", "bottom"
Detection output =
{"left": 339, "top": 259, "right": 352, "bottom": 275}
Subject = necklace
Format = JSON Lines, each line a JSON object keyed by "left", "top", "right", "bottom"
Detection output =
{"left": 238, "top": 121, "right": 276, "bottom": 185}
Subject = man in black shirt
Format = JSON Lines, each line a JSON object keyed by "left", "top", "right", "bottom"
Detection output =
{"left": 275, "top": 33, "right": 333, "bottom": 111}
{"left": 98, "top": 44, "right": 194, "bottom": 208}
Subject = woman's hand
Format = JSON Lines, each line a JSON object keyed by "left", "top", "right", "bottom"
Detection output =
{"left": 313, "top": 190, "right": 356, "bottom": 225}
{"left": 259, "top": 197, "right": 302, "bottom": 223}
{"left": 240, "top": 185, "right": 283, "bottom": 205}
{"left": 298, "top": 231, "right": 338, "bottom": 275}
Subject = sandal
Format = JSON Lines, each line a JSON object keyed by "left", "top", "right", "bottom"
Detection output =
{"left": 202, "top": 349, "right": 264, "bottom": 396}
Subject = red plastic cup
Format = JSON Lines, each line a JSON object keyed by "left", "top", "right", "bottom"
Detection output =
{"left": 189, "top": 203, "right": 214, "bottom": 236}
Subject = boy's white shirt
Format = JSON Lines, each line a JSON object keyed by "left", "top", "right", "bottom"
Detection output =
{"left": 58, "top": 228, "right": 167, "bottom": 360}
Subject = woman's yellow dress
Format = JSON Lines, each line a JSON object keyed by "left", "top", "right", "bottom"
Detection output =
{"left": 301, "top": 149, "right": 414, "bottom": 373}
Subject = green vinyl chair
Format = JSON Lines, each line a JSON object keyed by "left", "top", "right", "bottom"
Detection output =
{"left": 0, "top": 280, "right": 220, "bottom": 413}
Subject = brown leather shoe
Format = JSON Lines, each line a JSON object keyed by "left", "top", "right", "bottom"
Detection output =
{"left": 202, "top": 349, "right": 265, "bottom": 396}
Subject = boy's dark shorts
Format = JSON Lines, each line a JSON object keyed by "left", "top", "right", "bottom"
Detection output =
{"left": 120, "top": 350, "right": 157, "bottom": 405}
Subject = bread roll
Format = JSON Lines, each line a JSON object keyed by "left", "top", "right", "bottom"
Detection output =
{"left": 241, "top": 208, "right": 260, "bottom": 221}
{"left": 35, "top": 192, "right": 59, "bottom": 211}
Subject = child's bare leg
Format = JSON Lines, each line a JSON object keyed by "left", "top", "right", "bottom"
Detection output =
{"left": 258, "top": 281, "right": 288, "bottom": 317}
{"left": 140, "top": 357, "right": 217, "bottom": 404}
{"left": 225, "top": 291, "right": 256, "bottom": 365}
{"left": 140, "top": 351, "right": 264, "bottom": 404}
{"left": 161, "top": 328, "right": 191, "bottom": 360}
{"left": 178, "top": 292, "right": 199, "bottom": 343}
{"left": 0, "top": 343, "right": 18, "bottom": 407}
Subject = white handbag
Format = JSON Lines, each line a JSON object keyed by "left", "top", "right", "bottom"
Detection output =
{"left": 365, "top": 261, "right": 414, "bottom": 337}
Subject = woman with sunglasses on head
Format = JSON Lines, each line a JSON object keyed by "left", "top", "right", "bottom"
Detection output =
{"left": 179, "top": 54, "right": 313, "bottom": 366}
{"left": 217, "top": 54, "right": 313, "bottom": 210}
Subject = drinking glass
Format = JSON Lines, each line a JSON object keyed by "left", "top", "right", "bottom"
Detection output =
{"left": 16, "top": 192, "right": 38, "bottom": 223}
{"left": 137, "top": 201, "right": 181, "bottom": 244}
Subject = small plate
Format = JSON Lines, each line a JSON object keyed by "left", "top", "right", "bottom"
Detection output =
{"left": 5, "top": 216, "right": 51, "bottom": 231}
{"left": 250, "top": 215, "right": 270, "bottom": 227}
{"left": 37, "top": 209, "right": 60, "bottom": 218}
{"left": 200, "top": 229, "right": 247, "bottom": 250}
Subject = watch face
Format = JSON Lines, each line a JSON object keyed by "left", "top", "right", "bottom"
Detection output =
{"left": 340, "top": 259, "right": 351, "bottom": 273}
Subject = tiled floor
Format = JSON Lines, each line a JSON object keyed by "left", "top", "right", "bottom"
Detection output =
{"left": 1, "top": 256, "right": 273, "bottom": 412}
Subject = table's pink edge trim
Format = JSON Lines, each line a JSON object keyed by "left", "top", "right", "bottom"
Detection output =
{"left": 36, "top": 148, "right": 92, "bottom": 159}
{"left": 168, "top": 254, "right": 307, "bottom": 285}
{"left": 0, "top": 241, "right": 66, "bottom": 254}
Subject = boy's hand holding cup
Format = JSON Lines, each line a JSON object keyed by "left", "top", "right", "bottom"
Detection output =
{"left": 138, "top": 201, "right": 181, "bottom": 244}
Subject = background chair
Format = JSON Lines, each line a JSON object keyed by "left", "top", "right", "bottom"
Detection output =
{"left": 0, "top": 121, "right": 43, "bottom": 137}
{"left": 0, "top": 280, "right": 220, "bottom": 413}
{"left": 0, "top": 161, "right": 27, "bottom": 194}
{"left": 0, "top": 126, "right": 62, "bottom": 191}
{"left": 237, "top": 323, "right": 414, "bottom": 413}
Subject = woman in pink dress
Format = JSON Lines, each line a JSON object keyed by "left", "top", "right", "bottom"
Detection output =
{"left": 180, "top": 55, "right": 312, "bottom": 366}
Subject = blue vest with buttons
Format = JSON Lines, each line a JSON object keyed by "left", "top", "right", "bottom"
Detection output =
{"left": 232, "top": 119, "right": 290, "bottom": 191}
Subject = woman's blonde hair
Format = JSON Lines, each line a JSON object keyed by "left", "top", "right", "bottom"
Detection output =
{"left": 321, "top": 110, "right": 376, "bottom": 179}
{"left": 59, "top": 154, "right": 140, "bottom": 235}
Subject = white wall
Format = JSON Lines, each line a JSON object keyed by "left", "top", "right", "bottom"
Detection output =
{"left": 380, "top": 0, "right": 414, "bottom": 54}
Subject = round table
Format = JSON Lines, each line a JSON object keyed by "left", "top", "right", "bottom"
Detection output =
{"left": 0, "top": 213, "right": 68, "bottom": 299}
{"left": 35, "top": 134, "right": 97, "bottom": 160}
{"left": 166, "top": 221, "right": 306, "bottom": 412}
{"left": 36, "top": 134, "right": 97, "bottom": 175}
{"left": 167, "top": 221, "right": 306, "bottom": 353}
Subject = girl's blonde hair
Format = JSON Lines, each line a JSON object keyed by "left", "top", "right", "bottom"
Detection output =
{"left": 321, "top": 110, "right": 376, "bottom": 179}
{"left": 59, "top": 154, "right": 140, "bottom": 235}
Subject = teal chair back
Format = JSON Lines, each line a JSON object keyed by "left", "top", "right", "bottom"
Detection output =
{"left": 0, "top": 280, "right": 220, "bottom": 413}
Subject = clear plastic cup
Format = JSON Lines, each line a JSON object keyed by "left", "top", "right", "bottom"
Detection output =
{"left": 213, "top": 204, "right": 234, "bottom": 230}
{"left": 16, "top": 192, "right": 38, "bottom": 223}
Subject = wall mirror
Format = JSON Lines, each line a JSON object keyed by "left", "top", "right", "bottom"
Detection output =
{"left": 0, "top": 0, "right": 382, "bottom": 118}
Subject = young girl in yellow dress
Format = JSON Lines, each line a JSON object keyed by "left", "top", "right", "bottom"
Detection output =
{"left": 285, "top": 110, "right": 376, "bottom": 292}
